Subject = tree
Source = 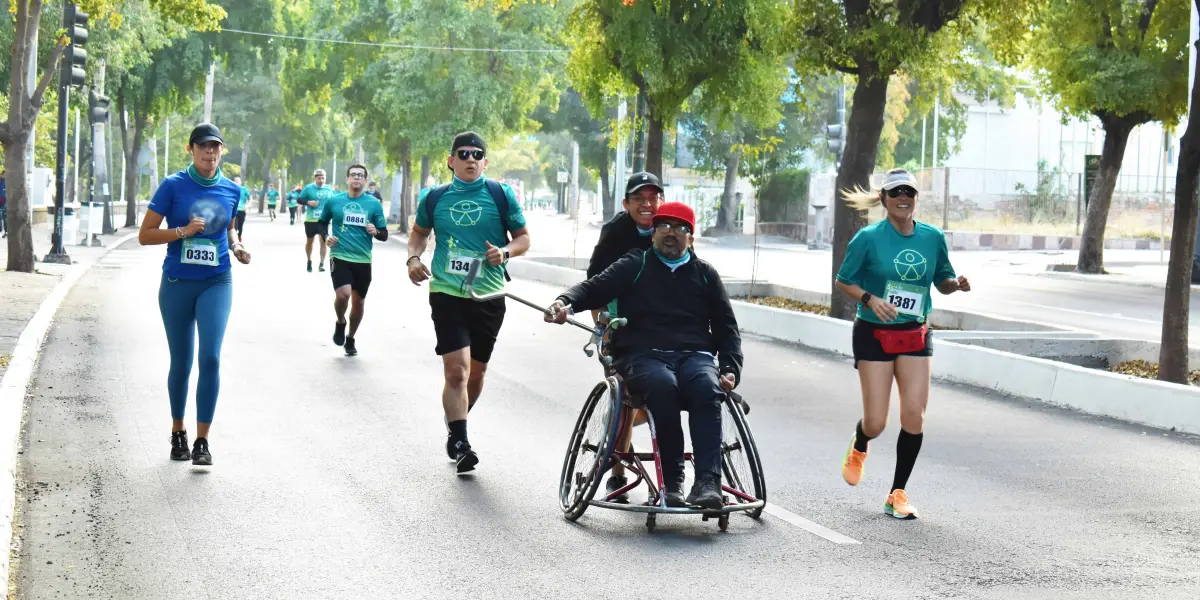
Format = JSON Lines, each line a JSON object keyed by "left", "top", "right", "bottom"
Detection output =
{"left": 1026, "top": 0, "right": 1189, "bottom": 274}
{"left": 792, "top": 0, "right": 1032, "bottom": 319}
{"left": 532, "top": 88, "right": 616, "bottom": 217}
{"left": 1158, "top": 0, "right": 1200, "bottom": 384}
{"left": 567, "top": 0, "right": 789, "bottom": 178}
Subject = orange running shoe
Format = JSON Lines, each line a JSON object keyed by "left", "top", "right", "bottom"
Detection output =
{"left": 841, "top": 437, "right": 867, "bottom": 486}
{"left": 885, "top": 489, "right": 918, "bottom": 520}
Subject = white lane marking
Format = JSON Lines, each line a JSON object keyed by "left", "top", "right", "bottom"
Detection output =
{"left": 1004, "top": 300, "right": 1166, "bottom": 325}
{"left": 763, "top": 503, "right": 861, "bottom": 545}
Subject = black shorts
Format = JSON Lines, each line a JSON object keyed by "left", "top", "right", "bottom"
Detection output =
{"left": 330, "top": 258, "right": 372, "bottom": 298}
{"left": 852, "top": 319, "right": 933, "bottom": 368}
{"left": 304, "top": 221, "right": 329, "bottom": 238}
{"left": 429, "top": 292, "right": 506, "bottom": 363}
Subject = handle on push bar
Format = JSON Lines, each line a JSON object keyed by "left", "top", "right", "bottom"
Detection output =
{"left": 464, "top": 259, "right": 593, "bottom": 333}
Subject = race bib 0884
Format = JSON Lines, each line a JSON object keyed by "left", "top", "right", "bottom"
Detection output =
{"left": 343, "top": 211, "right": 368, "bottom": 227}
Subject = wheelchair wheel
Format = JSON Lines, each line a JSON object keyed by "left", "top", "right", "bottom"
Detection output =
{"left": 559, "top": 379, "right": 621, "bottom": 521}
{"left": 720, "top": 393, "right": 767, "bottom": 519}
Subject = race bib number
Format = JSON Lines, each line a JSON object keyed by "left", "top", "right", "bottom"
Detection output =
{"left": 181, "top": 238, "right": 219, "bottom": 267}
{"left": 885, "top": 281, "right": 925, "bottom": 317}
{"left": 343, "top": 211, "right": 368, "bottom": 227}
{"left": 446, "top": 254, "right": 480, "bottom": 276}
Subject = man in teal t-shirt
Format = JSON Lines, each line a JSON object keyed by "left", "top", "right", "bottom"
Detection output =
{"left": 299, "top": 169, "right": 335, "bottom": 272}
{"left": 234, "top": 176, "right": 250, "bottom": 242}
{"left": 286, "top": 185, "right": 301, "bottom": 225}
{"left": 407, "top": 131, "right": 530, "bottom": 474}
{"left": 266, "top": 185, "right": 279, "bottom": 221}
{"left": 319, "top": 163, "right": 388, "bottom": 357}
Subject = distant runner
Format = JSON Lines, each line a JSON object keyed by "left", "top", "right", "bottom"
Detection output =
{"left": 266, "top": 183, "right": 279, "bottom": 221}
{"left": 287, "top": 184, "right": 301, "bottom": 225}
{"left": 300, "top": 169, "right": 334, "bottom": 272}
{"left": 234, "top": 176, "right": 250, "bottom": 242}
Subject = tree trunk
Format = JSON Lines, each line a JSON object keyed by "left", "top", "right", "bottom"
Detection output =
{"left": 419, "top": 155, "right": 431, "bottom": 190}
{"left": 600, "top": 136, "right": 613, "bottom": 221}
{"left": 121, "top": 112, "right": 146, "bottom": 228}
{"left": 1077, "top": 114, "right": 1141, "bottom": 274}
{"left": 830, "top": 67, "right": 890, "bottom": 320}
{"left": 1159, "top": 25, "right": 1200, "bottom": 384}
{"left": 633, "top": 90, "right": 647, "bottom": 173}
{"left": 5, "top": 131, "right": 35, "bottom": 272}
{"left": 258, "top": 144, "right": 278, "bottom": 214}
{"left": 399, "top": 139, "right": 412, "bottom": 233}
{"left": 646, "top": 115, "right": 665, "bottom": 178}
{"left": 713, "top": 147, "right": 744, "bottom": 233}
{"left": 239, "top": 140, "right": 250, "bottom": 188}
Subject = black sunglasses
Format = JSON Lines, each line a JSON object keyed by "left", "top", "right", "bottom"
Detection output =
{"left": 887, "top": 186, "right": 918, "bottom": 198}
{"left": 456, "top": 149, "right": 486, "bottom": 161}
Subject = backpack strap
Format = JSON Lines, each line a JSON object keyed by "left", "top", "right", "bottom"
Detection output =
{"left": 484, "top": 179, "right": 511, "bottom": 243}
{"left": 424, "top": 184, "right": 452, "bottom": 226}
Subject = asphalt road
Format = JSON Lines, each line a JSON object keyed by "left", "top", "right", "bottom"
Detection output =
{"left": 12, "top": 214, "right": 1200, "bottom": 599}
{"left": 526, "top": 212, "right": 1187, "bottom": 344}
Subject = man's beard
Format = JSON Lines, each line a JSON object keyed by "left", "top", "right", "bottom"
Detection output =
{"left": 655, "top": 240, "right": 685, "bottom": 260}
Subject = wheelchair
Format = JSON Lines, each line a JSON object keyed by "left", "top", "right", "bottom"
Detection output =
{"left": 465, "top": 262, "right": 767, "bottom": 532}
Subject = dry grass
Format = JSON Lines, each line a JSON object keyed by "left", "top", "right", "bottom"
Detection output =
{"left": 0, "top": 356, "right": 8, "bottom": 368}
{"left": 1111, "top": 359, "right": 1200, "bottom": 385}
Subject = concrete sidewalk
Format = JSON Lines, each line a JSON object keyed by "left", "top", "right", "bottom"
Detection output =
{"left": 0, "top": 223, "right": 139, "bottom": 382}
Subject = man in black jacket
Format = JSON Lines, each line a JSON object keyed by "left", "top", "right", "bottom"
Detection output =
{"left": 546, "top": 202, "right": 743, "bottom": 510}
{"left": 587, "top": 171, "right": 662, "bottom": 503}
{"left": 587, "top": 171, "right": 663, "bottom": 278}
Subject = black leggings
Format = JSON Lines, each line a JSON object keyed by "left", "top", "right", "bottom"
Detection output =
{"left": 235, "top": 210, "right": 247, "bottom": 238}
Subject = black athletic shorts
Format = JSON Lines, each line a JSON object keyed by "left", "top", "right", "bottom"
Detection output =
{"left": 330, "top": 257, "right": 372, "bottom": 298}
{"left": 429, "top": 292, "right": 506, "bottom": 363}
{"left": 304, "top": 221, "right": 329, "bottom": 238}
{"left": 852, "top": 319, "right": 933, "bottom": 368}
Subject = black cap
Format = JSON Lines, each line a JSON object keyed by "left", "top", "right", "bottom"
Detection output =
{"left": 451, "top": 131, "right": 487, "bottom": 153}
{"left": 625, "top": 171, "right": 663, "bottom": 196}
{"left": 188, "top": 122, "right": 223, "bottom": 146}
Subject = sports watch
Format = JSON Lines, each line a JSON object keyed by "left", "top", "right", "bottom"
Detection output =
{"left": 861, "top": 292, "right": 872, "bottom": 305}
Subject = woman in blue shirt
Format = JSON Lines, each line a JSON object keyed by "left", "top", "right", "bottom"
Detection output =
{"left": 833, "top": 168, "right": 970, "bottom": 520}
{"left": 138, "top": 123, "right": 251, "bottom": 466}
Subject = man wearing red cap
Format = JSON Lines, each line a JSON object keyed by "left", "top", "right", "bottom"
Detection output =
{"left": 546, "top": 202, "right": 743, "bottom": 510}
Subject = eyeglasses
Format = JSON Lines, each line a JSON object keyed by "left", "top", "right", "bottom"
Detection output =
{"left": 655, "top": 221, "right": 692, "bottom": 235}
{"left": 347, "top": 172, "right": 367, "bottom": 180}
{"left": 887, "top": 186, "right": 918, "bottom": 198}
{"left": 627, "top": 195, "right": 662, "bottom": 206}
{"left": 456, "top": 149, "right": 486, "bottom": 161}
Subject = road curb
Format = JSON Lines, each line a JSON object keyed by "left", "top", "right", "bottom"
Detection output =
{"left": 0, "top": 231, "right": 138, "bottom": 593}
{"left": 1031, "top": 270, "right": 1175, "bottom": 290}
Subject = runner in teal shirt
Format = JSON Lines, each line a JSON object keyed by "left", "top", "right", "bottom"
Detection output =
{"left": 233, "top": 176, "right": 250, "bottom": 242}
{"left": 319, "top": 164, "right": 389, "bottom": 357}
{"left": 266, "top": 186, "right": 279, "bottom": 221}
{"left": 286, "top": 185, "right": 300, "bottom": 225}
{"left": 300, "top": 169, "right": 334, "bottom": 272}
{"left": 406, "top": 131, "right": 532, "bottom": 474}
{"left": 832, "top": 168, "right": 971, "bottom": 523}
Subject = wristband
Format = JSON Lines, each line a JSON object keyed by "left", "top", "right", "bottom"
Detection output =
{"left": 503, "top": 248, "right": 511, "bottom": 261}
{"left": 407, "top": 256, "right": 421, "bottom": 266}
{"left": 176, "top": 227, "right": 185, "bottom": 239}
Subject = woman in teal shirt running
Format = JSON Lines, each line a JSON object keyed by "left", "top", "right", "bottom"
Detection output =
{"left": 833, "top": 168, "right": 971, "bottom": 520}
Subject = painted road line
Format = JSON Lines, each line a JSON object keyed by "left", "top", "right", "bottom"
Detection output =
{"left": 763, "top": 503, "right": 861, "bottom": 545}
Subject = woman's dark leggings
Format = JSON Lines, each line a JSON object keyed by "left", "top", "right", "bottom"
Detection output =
{"left": 159, "top": 271, "right": 233, "bottom": 424}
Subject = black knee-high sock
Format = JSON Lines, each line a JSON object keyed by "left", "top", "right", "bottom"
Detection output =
{"left": 892, "top": 430, "right": 924, "bottom": 491}
{"left": 853, "top": 420, "right": 875, "bottom": 453}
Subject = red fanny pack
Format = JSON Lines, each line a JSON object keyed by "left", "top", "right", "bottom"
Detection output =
{"left": 873, "top": 324, "right": 928, "bottom": 354}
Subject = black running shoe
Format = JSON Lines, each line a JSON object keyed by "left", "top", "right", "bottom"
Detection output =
{"left": 319, "top": 262, "right": 326, "bottom": 272}
{"left": 686, "top": 472, "right": 724, "bottom": 510}
{"left": 605, "top": 474, "right": 630, "bottom": 504}
{"left": 170, "top": 430, "right": 190, "bottom": 461}
{"left": 192, "top": 438, "right": 212, "bottom": 466}
{"left": 344, "top": 337, "right": 357, "bottom": 356}
{"left": 307, "top": 260, "right": 313, "bottom": 273}
{"left": 333, "top": 321, "right": 346, "bottom": 346}
{"left": 663, "top": 472, "right": 687, "bottom": 507}
{"left": 452, "top": 440, "right": 478, "bottom": 473}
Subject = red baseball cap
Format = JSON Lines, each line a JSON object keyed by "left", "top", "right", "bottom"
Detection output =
{"left": 651, "top": 202, "right": 695, "bottom": 231}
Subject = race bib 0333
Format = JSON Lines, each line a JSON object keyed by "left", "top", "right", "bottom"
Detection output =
{"left": 181, "top": 238, "right": 220, "bottom": 267}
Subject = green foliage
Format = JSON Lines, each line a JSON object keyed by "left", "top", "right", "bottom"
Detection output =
{"left": 1012, "top": 158, "right": 1071, "bottom": 223}
{"left": 567, "top": 0, "right": 790, "bottom": 141}
{"left": 757, "top": 169, "right": 810, "bottom": 223}
{"left": 1025, "top": 0, "right": 1189, "bottom": 126}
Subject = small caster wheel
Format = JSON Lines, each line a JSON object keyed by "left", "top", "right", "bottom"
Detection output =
{"left": 646, "top": 513, "right": 656, "bottom": 533}
{"left": 718, "top": 514, "right": 729, "bottom": 532}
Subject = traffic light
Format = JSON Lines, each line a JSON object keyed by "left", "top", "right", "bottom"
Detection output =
{"left": 89, "top": 90, "right": 109, "bottom": 124}
{"left": 62, "top": 4, "right": 88, "bottom": 88}
{"left": 825, "top": 124, "right": 844, "bottom": 156}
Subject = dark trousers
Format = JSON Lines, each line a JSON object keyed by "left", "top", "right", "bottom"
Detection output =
{"left": 617, "top": 351, "right": 724, "bottom": 485}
